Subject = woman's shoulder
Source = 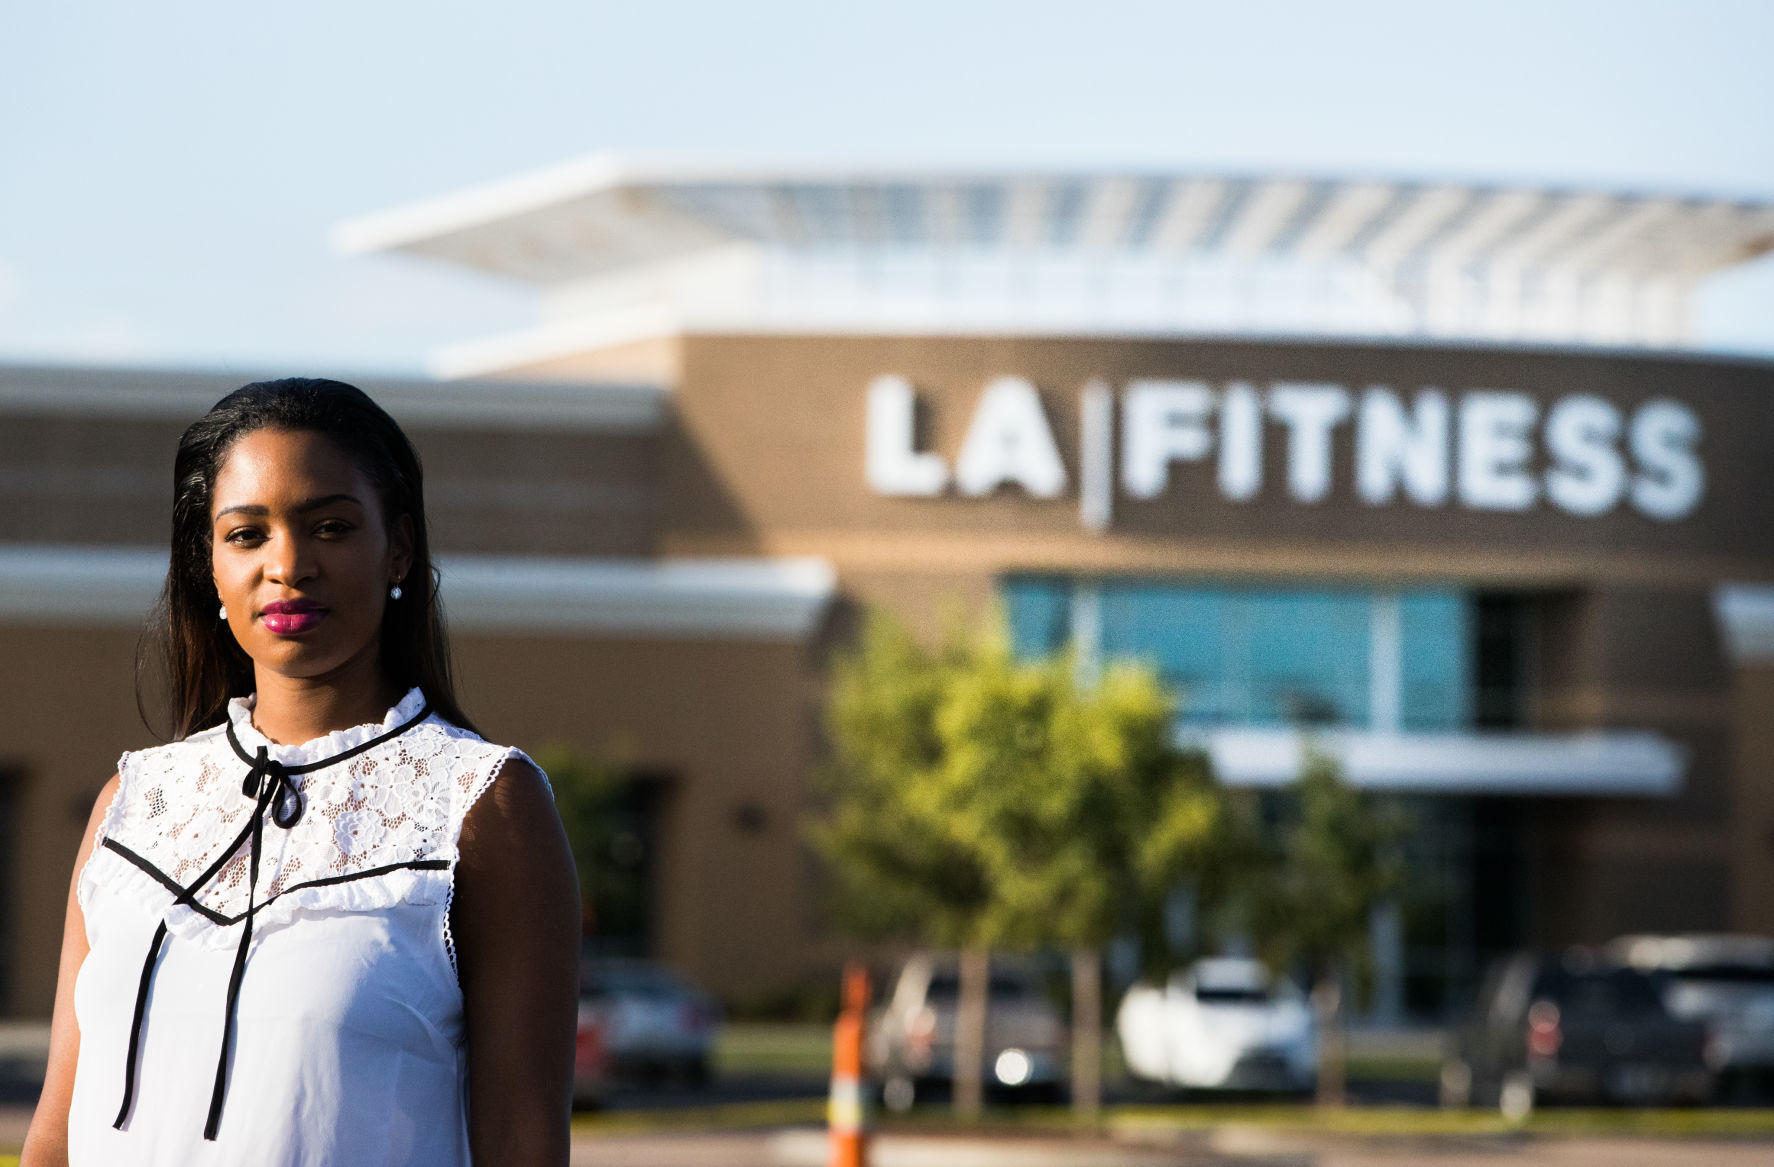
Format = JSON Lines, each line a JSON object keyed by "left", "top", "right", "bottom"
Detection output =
{"left": 116, "top": 722, "right": 229, "bottom": 781}
{"left": 408, "top": 716, "right": 547, "bottom": 812}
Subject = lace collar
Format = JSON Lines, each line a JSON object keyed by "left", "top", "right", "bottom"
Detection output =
{"left": 223, "top": 687, "right": 429, "bottom": 766}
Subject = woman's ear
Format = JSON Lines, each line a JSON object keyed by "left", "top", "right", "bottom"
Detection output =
{"left": 391, "top": 514, "right": 416, "bottom": 584}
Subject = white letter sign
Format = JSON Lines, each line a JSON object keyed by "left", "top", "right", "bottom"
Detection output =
{"left": 1357, "top": 387, "right": 1449, "bottom": 507}
{"left": 954, "top": 376, "right": 1068, "bottom": 498}
{"left": 1459, "top": 392, "right": 1539, "bottom": 511}
{"left": 1543, "top": 395, "right": 1625, "bottom": 516}
{"left": 1120, "top": 380, "right": 1214, "bottom": 500}
{"left": 865, "top": 375, "right": 948, "bottom": 496}
{"left": 1268, "top": 383, "right": 1351, "bottom": 503}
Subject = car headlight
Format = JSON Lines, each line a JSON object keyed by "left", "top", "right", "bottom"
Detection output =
{"left": 994, "top": 1049, "right": 1033, "bottom": 1087}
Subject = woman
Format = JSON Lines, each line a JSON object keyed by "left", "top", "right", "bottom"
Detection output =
{"left": 22, "top": 378, "right": 581, "bottom": 1166}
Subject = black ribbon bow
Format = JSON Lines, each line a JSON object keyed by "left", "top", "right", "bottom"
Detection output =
{"left": 241, "top": 746, "right": 305, "bottom": 830}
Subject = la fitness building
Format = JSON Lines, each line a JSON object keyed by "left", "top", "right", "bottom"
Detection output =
{"left": 4, "top": 162, "right": 1774, "bottom": 1019}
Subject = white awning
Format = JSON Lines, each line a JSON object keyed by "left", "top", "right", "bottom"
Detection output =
{"left": 1193, "top": 727, "right": 1684, "bottom": 796}
{"left": 0, "top": 544, "right": 835, "bottom": 642}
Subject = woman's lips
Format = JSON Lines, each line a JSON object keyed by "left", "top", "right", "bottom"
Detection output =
{"left": 259, "top": 602, "right": 326, "bottom": 636}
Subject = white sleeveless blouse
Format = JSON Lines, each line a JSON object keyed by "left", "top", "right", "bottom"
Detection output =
{"left": 69, "top": 688, "right": 529, "bottom": 1166}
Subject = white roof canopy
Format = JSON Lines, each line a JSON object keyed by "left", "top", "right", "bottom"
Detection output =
{"left": 335, "top": 157, "right": 1774, "bottom": 372}
{"left": 1199, "top": 727, "right": 1684, "bottom": 796}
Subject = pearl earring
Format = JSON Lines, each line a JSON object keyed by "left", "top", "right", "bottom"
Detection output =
{"left": 389, "top": 585, "right": 403, "bottom": 601}
{"left": 218, "top": 603, "right": 228, "bottom": 620}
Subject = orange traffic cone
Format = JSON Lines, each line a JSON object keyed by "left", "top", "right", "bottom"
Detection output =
{"left": 829, "top": 963, "right": 872, "bottom": 1167}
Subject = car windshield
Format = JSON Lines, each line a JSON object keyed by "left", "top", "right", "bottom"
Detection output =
{"left": 1195, "top": 985, "right": 1270, "bottom": 1004}
{"left": 1534, "top": 968, "right": 1666, "bottom": 1018}
{"left": 924, "top": 972, "right": 1040, "bottom": 1003}
{"left": 1670, "top": 964, "right": 1774, "bottom": 986}
{"left": 581, "top": 962, "right": 687, "bottom": 999}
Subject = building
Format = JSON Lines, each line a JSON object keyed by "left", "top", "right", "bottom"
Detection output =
{"left": 3, "top": 162, "right": 1774, "bottom": 1017}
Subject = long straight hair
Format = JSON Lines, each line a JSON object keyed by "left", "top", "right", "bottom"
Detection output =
{"left": 138, "top": 377, "right": 476, "bottom": 739}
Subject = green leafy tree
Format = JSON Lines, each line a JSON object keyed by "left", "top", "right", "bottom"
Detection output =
{"left": 812, "top": 609, "right": 1243, "bottom": 1121}
{"left": 1250, "top": 748, "right": 1405, "bottom": 1107}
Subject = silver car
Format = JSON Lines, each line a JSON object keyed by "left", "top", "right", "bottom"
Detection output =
{"left": 579, "top": 957, "right": 723, "bottom": 1086}
{"left": 867, "top": 953, "right": 1068, "bottom": 1110}
{"left": 1608, "top": 934, "right": 1774, "bottom": 1099}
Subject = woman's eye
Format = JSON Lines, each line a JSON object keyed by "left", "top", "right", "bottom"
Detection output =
{"left": 315, "top": 520, "right": 354, "bottom": 537}
{"left": 224, "top": 528, "right": 264, "bottom": 545}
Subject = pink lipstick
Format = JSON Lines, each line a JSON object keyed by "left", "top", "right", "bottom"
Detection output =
{"left": 260, "top": 599, "right": 327, "bottom": 636}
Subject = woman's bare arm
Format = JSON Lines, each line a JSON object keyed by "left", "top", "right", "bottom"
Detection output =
{"left": 22, "top": 775, "right": 118, "bottom": 1167}
{"left": 453, "top": 757, "right": 580, "bottom": 1167}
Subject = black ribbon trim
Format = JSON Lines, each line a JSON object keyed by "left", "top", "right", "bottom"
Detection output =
{"left": 110, "top": 700, "right": 432, "bottom": 1141}
{"left": 100, "top": 838, "right": 449, "bottom": 927}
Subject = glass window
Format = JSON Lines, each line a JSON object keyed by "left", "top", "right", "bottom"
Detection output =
{"left": 1400, "top": 592, "right": 1471, "bottom": 731}
{"left": 1004, "top": 577, "right": 1474, "bottom": 732}
{"left": 1002, "top": 576, "right": 1070, "bottom": 659}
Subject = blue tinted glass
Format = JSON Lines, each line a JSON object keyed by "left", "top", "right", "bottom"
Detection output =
{"left": 1002, "top": 576, "right": 1070, "bottom": 658}
{"left": 1400, "top": 591, "right": 1471, "bottom": 730}
{"left": 1241, "top": 590, "right": 1371, "bottom": 727}
{"left": 1101, "top": 585, "right": 1232, "bottom": 724}
{"left": 1001, "top": 577, "right": 1474, "bottom": 731}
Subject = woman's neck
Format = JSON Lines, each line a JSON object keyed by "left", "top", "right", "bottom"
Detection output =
{"left": 249, "top": 654, "right": 405, "bottom": 746}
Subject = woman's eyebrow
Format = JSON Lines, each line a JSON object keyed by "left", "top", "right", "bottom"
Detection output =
{"left": 214, "top": 493, "right": 364, "bottom": 520}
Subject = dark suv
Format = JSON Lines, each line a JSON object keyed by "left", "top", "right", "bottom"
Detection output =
{"left": 1441, "top": 949, "right": 1712, "bottom": 1117}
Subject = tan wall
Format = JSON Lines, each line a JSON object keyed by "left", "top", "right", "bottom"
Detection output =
{"left": 0, "top": 626, "right": 154, "bottom": 1016}
{"left": 451, "top": 632, "right": 820, "bottom": 997}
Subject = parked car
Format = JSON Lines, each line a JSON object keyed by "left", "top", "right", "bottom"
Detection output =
{"left": 1117, "top": 957, "right": 1316, "bottom": 1093}
{"left": 579, "top": 957, "right": 723, "bottom": 1086}
{"left": 1441, "top": 949, "right": 1712, "bottom": 1118}
{"left": 572, "top": 1004, "right": 609, "bottom": 1108}
{"left": 867, "top": 953, "right": 1068, "bottom": 1110}
{"left": 1608, "top": 934, "right": 1774, "bottom": 1100}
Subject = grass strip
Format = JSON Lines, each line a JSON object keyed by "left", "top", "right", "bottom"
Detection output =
{"left": 572, "top": 1096, "right": 1774, "bottom": 1141}
{"left": 574, "top": 1098, "right": 827, "bottom": 1136}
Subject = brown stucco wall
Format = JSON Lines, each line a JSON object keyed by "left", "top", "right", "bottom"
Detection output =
{"left": 0, "top": 626, "right": 155, "bottom": 1016}
{"left": 450, "top": 632, "right": 820, "bottom": 997}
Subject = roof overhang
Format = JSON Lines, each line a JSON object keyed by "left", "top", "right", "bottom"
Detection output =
{"left": 0, "top": 365, "right": 666, "bottom": 430}
{"left": 0, "top": 545, "right": 835, "bottom": 642}
{"left": 1195, "top": 727, "right": 1684, "bottom": 796}
{"left": 335, "top": 155, "right": 1774, "bottom": 289}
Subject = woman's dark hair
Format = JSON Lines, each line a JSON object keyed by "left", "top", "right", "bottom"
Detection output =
{"left": 139, "top": 377, "right": 476, "bottom": 739}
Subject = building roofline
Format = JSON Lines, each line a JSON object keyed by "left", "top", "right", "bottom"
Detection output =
{"left": 0, "top": 544, "right": 835, "bottom": 641}
{"left": 334, "top": 153, "right": 1774, "bottom": 260}
{"left": 0, "top": 364, "right": 667, "bottom": 429}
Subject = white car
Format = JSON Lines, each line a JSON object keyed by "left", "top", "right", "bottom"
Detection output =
{"left": 1117, "top": 957, "right": 1316, "bottom": 1092}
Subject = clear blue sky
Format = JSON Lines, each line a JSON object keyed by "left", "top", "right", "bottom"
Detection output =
{"left": 2, "top": 0, "right": 1770, "bottom": 376}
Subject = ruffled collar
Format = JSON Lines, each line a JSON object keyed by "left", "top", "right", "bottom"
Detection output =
{"left": 225, "top": 687, "right": 428, "bottom": 765}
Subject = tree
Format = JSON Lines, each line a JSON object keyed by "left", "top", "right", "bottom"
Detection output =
{"left": 1250, "top": 747, "right": 1405, "bottom": 1107}
{"left": 812, "top": 609, "right": 1241, "bottom": 1121}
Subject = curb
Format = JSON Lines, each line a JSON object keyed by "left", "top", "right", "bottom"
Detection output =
{"left": 768, "top": 1129, "right": 1210, "bottom": 1167}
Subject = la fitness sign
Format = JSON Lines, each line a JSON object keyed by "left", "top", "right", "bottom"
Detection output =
{"left": 864, "top": 374, "right": 1703, "bottom": 529}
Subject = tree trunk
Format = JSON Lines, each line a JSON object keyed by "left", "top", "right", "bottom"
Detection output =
{"left": 1070, "top": 947, "right": 1102, "bottom": 1126}
{"left": 953, "top": 946, "right": 989, "bottom": 1120}
{"left": 1312, "top": 971, "right": 1346, "bottom": 1108}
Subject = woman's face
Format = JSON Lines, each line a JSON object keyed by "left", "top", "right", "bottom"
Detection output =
{"left": 210, "top": 427, "right": 412, "bottom": 683}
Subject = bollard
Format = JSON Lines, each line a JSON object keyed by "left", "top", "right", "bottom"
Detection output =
{"left": 828, "top": 962, "right": 872, "bottom": 1167}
